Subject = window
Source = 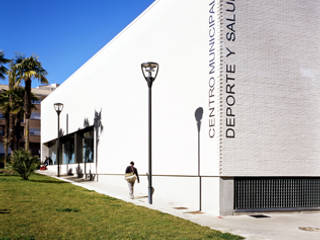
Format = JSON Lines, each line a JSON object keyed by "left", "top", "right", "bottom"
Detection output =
{"left": 0, "top": 142, "right": 11, "bottom": 154}
{"left": 82, "top": 130, "right": 94, "bottom": 163}
{"left": 62, "top": 135, "right": 75, "bottom": 164}
{"left": 44, "top": 128, "right": 94, "bottom": 165}
{"left": 50, "top": 147, "right": 57, "bottom": 165}
{"left": 0, "top": 113, "right": 4, "bottom": 119}
{"left": 45, "top": 141, "right": 57, "bottom": 165}
{"left": 32, "top": 100, "right": 41, "bottom": 105}
{"left": 30, "top": 128, "right": 40, "bottom": 136}
{"left": 30, "top": 112, "right": 41, "bottom": 120}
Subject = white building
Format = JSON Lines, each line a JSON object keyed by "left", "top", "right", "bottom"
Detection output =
{"left": 41, "top": 0, "right": 320, "bottom": 215}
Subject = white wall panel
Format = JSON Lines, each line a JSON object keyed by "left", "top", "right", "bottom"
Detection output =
{"left": 41, "top": 0, "right": 220, "bottom": 180}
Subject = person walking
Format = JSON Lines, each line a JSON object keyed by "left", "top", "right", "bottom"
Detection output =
{"left": 125, "top": 161, "right": 140, "bottom": 199}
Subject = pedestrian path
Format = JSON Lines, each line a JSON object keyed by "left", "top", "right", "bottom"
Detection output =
{"left": 38, "top": 170, "right": 320, "bottom": 240}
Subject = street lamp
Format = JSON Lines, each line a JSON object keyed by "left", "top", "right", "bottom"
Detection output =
{"left": 195, "top": 107, "right": 203, "bottom": 211}
{"left": 54, "top": 103, "right": 63, "bottom": 177}
{"left": 141, "top": 62, "right": 159, "bottom": 204}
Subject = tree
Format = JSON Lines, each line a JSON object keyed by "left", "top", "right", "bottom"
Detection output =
{"left": 10, "top": 87, "right": 38, "bottom": 150}
{"left": 0, "top": 90, "right": 10, "bottom": 168}
{"left": 0, "top": 87, "right": 38, "bottom": 167}
{"left": 7, "top": 56, "right": 25, "bottom": 151}
{"left": 0, "top": 51, "right": 10, "bottom": 79}
{"left": 0, "top": 51, "right": 10, "bottom": 167}
{"left": 7, "top": 55, "right": 24, "bottom": 88}
{"left": 15, "top": 56, "right": 48, "bottom": 151}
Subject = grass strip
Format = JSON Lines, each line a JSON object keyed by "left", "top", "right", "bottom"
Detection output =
{"left": 0, "top": 173, "right": 243, "bottom": 240}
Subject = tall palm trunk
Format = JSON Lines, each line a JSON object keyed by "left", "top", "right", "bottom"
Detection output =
{"left": 14, "top": 114, "right": 22, "bottom": 150}
{"left": 8, "top": 83, "right": 15, "bottom": 152}
{"left": 24, "top": 117, "right": 30, "bottom": 151}
{"left": 8, "top": 96, "right": 15, "bottom": 151}
{"left": 24, "top": 79, "right": 32, "bottom": 152}
{"left": 9, "top": 113, "right": 15, "bottom": 151}
{"left": 3, "top": 112, "right": 9, "bottom": 168}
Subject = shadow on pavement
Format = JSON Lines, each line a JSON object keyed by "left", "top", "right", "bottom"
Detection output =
{"left": 29, "top": 179, "right": 67, "bottom": 184}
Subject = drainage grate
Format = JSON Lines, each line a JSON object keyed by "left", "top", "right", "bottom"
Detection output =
{"left": 185, "top": 211, "right": 204, "bottom": 215}
{"left": 173, "top": 207, "right": 188, "bottom": 210}
{"left": 249, "top": 214, "right": 270, "bottom": 218}
{"left": 299, "top": 227, "right": 320, "bottom": 232}
{"left": 135, "top": 195, "right": 148, "bottom": 199}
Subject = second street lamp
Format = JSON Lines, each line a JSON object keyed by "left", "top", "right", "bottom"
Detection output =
{"left": 141, "top": 62, "right": 159, "bottom": 205}
{"left": 195, "top": 107, "right": 203, "bottom": 211}
{"left": 54, "top": 103, "right": 64, "bottom": 177}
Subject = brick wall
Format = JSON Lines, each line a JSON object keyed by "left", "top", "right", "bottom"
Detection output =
{"left": 220, "top": 0, "right": 320, "bottom": 176}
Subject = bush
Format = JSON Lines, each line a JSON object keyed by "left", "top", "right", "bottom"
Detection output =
{"left": 11, "top": 149, "right": 40, "bottom": 180}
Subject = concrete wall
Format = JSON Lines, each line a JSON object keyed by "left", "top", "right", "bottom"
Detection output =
{"left": 219, "top": 177, "right": 234, "bottom": 215}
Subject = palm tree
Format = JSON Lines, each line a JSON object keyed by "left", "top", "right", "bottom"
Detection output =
{"left": 7, "top": 56, "right": 24, "bottom": 151}
{"left": 0, "top": 90, "right": 11, "bottom": 167}
{"left": 0, "top": 87, "right": 38, "bottom": 166}
{"left": 9, "top": 87, "right": 38, "bottom": 151}
{"left": 7, "top": 55, "right": 24, "bottom": 88}
{"left": 0, "top": 51, "right": 10, "bottom": 79}
{"left": 16, "top": 56, "right": 48, "bottom": 151}
{"left": 0, "top": 51, "right": 10, "bottom": 167}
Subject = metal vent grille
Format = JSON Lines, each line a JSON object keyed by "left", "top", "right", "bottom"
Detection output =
{"left": 234, "top": 177, "right": 320, "bottom": 210}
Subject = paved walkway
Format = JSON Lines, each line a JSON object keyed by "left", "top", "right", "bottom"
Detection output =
{"left": 38, "top": 171, "right": 320, "bottom": 240}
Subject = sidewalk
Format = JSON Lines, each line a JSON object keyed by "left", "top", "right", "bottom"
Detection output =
{"left": 38, "top": 170, "right": 320, "bottom": 240}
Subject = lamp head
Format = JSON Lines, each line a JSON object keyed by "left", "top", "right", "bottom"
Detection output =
{"left": 141, "top": 62, "right": 159, "bottom": 87}
{"left": 195, "top": 107, "right": 203, "bottom": 122}
{"left": 195, "top": 107, "right": 203, "bottom": 132}
{"left": 54, "top": 103, "right": 64, "bottom": 114}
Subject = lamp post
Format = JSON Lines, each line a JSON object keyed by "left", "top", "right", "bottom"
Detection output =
{"left": 54, "top": 103, "right": 64, "bottom": 177}
{"left": 141, "top": 62, "right": 159, "bottom": 204}
{"left": 195, "top": 107, "right": 203, "bottom": 211}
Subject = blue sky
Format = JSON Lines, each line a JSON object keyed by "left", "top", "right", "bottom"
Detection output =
{"left": 1, "top": 0, "right": 155, "bottom": 87}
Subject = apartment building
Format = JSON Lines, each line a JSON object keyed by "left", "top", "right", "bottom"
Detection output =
{"left": 0, "top": 84, "right": 57, "bottom": 159}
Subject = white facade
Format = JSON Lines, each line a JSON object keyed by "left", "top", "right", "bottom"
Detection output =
{"left": 41, "top": 0, "right": 320, "bottom": 215}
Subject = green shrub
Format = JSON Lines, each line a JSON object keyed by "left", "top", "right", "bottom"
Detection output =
{"left": 11, "top": 149, "right": 40, "bottom": 180}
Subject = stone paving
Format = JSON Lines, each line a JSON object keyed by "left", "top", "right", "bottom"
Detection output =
{"left": 38, "top": 170, "right": 320, "bottom": 240}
